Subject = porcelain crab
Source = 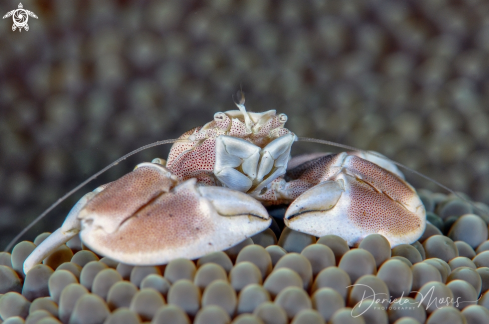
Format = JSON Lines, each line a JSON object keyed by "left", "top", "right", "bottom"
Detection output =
{"left": 23, "top": 95, "right": 426, "bottom": 274}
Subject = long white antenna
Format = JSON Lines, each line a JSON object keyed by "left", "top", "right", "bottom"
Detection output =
{"left": 4, "top": 139, "right": 180, "bottom": 252}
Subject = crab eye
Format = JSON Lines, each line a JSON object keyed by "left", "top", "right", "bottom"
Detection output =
{"left": 214, "top": 112, "right": 225, "bottom": 121}
{"left": 279, "top": 113, "right": 288, "bottom": 123}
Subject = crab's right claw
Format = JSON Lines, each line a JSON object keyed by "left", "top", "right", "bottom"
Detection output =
{"left": 77, "top": 163, "right": 270, "bottom": 265}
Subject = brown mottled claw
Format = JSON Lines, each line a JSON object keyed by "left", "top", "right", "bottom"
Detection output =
{"left": 77, "top": 162, "right": 178, "bottom": 235}
{"left": 284, "top": 153, "right": 426, "bottom": 247}
{"left": 23, "top": 162, "right": 175, "bottom": 274}
{"left": 24, "top": 162, "right": 269, "bottom": 271}
{"left": 78, "top": 165, "right": 270, "bottom": 265}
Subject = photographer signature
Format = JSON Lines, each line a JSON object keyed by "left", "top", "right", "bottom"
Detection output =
{"left": 348, "top": 283, "right": 481, "bottom": 317}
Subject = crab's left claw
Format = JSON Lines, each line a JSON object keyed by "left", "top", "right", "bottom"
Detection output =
{"left": 284, "top": 154, "right": 426, "bottom": 247}
{"left": 78, "top": 165, "right": 270, "bottom": 265}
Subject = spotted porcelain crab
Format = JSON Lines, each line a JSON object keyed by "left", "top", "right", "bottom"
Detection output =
{"left": 23, "top": 95, "right": 426, "bottom": 274}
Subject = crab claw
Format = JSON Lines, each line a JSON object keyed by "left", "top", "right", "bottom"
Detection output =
{"left": 24, "top": 163, "right": 270, "bottom": 273}
{"left": 284, "top": 156, "right": 426, "bottom": 247}
{"left": 78, "top": 165, "right": 270, "bottom": 265}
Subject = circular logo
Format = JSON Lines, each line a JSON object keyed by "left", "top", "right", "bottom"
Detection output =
{"left": 13, "top": 9, "right": 28, "bottom": 27}
{"left": 3, "top": 3, "right": 38, "bottom": 32}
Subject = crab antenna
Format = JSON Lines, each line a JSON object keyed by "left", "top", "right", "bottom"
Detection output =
{"left": 298, "top": 137, "right": 488, "bottom": 218}
{"left": 233, "top": 90, "right": 253, "bottom": 133}
{"left": 4, "top": 138, "right": 181, "bottom": 253}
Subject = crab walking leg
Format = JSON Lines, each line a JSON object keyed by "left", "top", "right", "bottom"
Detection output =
{"left": 23, "top": 191, "right": 97, "bottom": 274}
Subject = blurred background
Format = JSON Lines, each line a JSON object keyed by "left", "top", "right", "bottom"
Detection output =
{"left": 1, "top": 0, "right": 488, "bottom": 249}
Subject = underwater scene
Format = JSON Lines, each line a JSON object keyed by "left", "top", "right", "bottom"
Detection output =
{"left": 1, "top": 1, "right": 489, "bottom": 323}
